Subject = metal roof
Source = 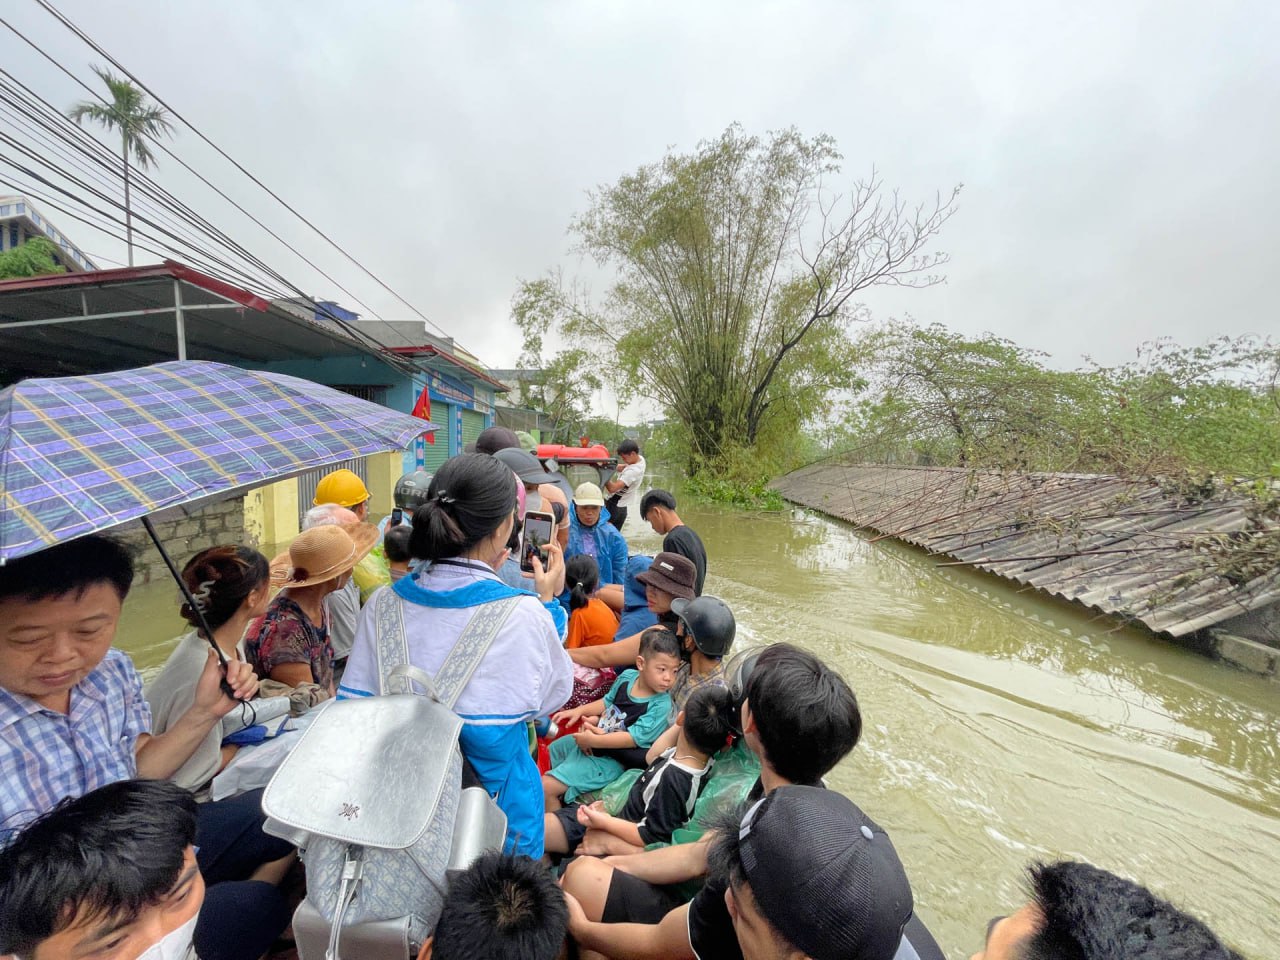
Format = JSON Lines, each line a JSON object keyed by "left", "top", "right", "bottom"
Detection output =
{"left": 0, "top": 261, "right": 408, "bottom": 383}
{"left": 771, "top": 461, "right": 1280, "bottom": 638}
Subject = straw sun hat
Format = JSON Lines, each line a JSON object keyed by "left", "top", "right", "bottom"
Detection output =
{"left": 270, "top": 522, "right": 380, "bottom": 588}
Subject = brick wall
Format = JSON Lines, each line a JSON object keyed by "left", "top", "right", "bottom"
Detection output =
{"left": 118, "top": 496, "right": 251, "bottom": 589}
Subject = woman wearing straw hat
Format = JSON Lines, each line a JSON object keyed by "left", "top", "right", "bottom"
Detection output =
{"left": 245, "top": 522, "right": 379, "bottom": 701}
{"left": 340, "top": 453, "right": 574, "bottom": 858}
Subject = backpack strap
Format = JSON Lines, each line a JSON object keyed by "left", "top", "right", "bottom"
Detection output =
{"left": 434, "top": 597, "right": 521, "bottom": 709}
{"left": 371, "top": 586, "right": 521, "bottom": 709}
{"left": 371, "top": 585, "right": 412, "bottom": 697}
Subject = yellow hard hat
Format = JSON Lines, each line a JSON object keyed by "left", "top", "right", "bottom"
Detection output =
{"left": 313, "top": 468, "right": 371, "bottom": 507}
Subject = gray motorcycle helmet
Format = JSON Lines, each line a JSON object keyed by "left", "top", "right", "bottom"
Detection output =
{"left": 394, "top": 468, "right": 434, "bottom": 512}
{"left": 670, "top": 595, "right": 736, "bottom": 658}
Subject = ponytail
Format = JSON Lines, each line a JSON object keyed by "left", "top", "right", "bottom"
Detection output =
{"left": 565, "top": 554, "right": 600, "bottom": 614}
{"left": 409, "top": 454, "right": 518, "bottom": 562}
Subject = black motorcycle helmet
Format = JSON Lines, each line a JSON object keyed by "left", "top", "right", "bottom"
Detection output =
{"left": 670, "top": 595, "right": 736, "bottom": 658}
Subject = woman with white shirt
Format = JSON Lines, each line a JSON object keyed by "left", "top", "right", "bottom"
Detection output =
{"left": 339, "top": 453, "right": 574, "bottom": 857}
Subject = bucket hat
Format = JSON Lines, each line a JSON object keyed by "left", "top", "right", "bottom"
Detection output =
{"left": 635, "top": 551, "right": 697, "bottom": 600}
{"left": 270, "top": 522, "right": 380, "bottom": 588}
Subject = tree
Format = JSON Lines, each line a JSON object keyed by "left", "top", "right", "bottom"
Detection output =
{"left": 842, "top": 321, "right": 1087, "bottom": 469}
{"left": 517, "top": 125, "right": 959, "bottom": 474}
{"left": 0, "top": 237, "right": 64, "bottom": 280}
{"left": 512, "top": 278, "right": 604, "bottom": 443}
{"left": 68, "top": 66, "right": 173, "bottom": 266}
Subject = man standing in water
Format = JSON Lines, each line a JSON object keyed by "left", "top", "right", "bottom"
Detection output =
{"left": 604, "top": 439, "right": 646, "bottom": 532}
{"left": 640, "top": 489, "right": 708, "bottom": 596}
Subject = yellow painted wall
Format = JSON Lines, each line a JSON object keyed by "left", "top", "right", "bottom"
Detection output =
{"left": 366, "top": 451, "right": 399, "bottom": 517}
{"left": 242, "top": 477, "right": 300, "bottom": 547}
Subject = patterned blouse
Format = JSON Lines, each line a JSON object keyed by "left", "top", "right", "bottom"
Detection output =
{"left": 244, "top": 594, "right": 334, "bottom": 693}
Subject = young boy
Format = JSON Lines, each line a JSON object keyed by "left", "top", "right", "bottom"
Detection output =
{"left": 561, "top": 643, "right": 944, "bottom": 960}
{"left": 422, "top": 851, "right": 568, "bottom": 960}
{"left": 383, "top": 524, "right": 414, "bottom": 582}
{"left": 545, "top": 685, "right": 736, "bottom": 857}
{"left": 543, "top": 627, "right": 681, "bottom": 809}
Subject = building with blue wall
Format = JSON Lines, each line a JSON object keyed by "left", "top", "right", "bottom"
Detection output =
{"left": 258, "top": 306, "right": 506, "bottom": 476}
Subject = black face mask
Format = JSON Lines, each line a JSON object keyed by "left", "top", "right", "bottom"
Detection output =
{"left": 678, "top": 629, "right": 693, "bottom": 664}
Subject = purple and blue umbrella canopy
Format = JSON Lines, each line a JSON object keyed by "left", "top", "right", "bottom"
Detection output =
{"left": 0, "top": 361, "right": 437, "bottom": 562}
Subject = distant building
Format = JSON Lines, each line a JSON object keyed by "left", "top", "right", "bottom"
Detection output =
{"left": 487, "top": 367, "right": 556, "bottom": 441}
{"left": 261, "top": 305, "right": 507, "bottom": 474}
{"left": 0, "top": 196, "right": 98, "bottom": 273}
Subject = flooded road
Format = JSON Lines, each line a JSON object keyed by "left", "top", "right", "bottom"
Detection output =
{"left": 116, "top": 491, "right": 1280, "bottom": 958}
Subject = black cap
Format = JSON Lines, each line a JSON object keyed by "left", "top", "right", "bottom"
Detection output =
{"left": 491, "top": 447, "right": 559, "bottom": 486}
{"left": 468, "top": 426, "right": 521, "bottom": 455}
{"left": 737, "top": 786, "right": 913, "bottom": 960}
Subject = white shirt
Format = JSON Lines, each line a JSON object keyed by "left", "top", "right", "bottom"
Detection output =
{"left": 341, "top": 559, "right": 573, "bottom": 724}
{"left": 616, "top": 455, "right": 646, "bottom": 508}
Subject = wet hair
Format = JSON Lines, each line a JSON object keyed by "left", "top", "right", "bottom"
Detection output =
{"left": 179, "top": 545, "right": 270, "bottom": 633}
{"left": 744, "top": 643, "right": 862, "bottom": 785}
{"left": 1020, "top": 861, "right": 1241, "bottom": 960}
{"left": 431, "top": 851, "right": 568, "bottom": 960}
{"left": 640, "top": 489, "right": 676, "bottom": 519}
{"left": 0, "top": 780, "right": 197, "bottom": 959}
{"left": 638, "top": 626, "right": 681, "bottom": 661}
{"left": 565, "top": 554, "right": 600, "bottom": 613}
{"left": 0, "top": 534, "right": 134, "bottom": 604}
{"left": 383, "top": 525, "right": 413, "bottom": 564}
{"left": 410, "top": 454, "right": 518, "bottom": 562}
{"left": 681, "top": 685, "right": 736, "bottom": 756}
{"left": 617, "top": 439, "right": 640, "bottom": 456}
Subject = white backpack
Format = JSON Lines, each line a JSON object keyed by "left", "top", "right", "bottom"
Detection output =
{"left": 263, "top": 590, "right": 517, "bottom": 960}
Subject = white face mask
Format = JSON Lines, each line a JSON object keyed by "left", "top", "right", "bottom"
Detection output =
{"left": 526, "top": 490, "right": 543, "bottom": 513}
{"left": 135, "top": 914, "right": 197, "bottom": 960}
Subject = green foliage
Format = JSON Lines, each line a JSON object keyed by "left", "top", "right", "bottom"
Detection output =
{"left": 838, "top": 323, "right": 1280, "bottom": 482}
{"left": 67, "top": 66, "right": 173, "bottom": 171}
{"left": 0, "top": 237, "right": 64, "bottom": 280}
{"left": 514, "top": 125, "right": 959, "bottom": 477}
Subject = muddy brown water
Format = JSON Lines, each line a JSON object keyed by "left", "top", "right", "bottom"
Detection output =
{"left": 117, "top": 489, "right": 1280, "bottom": 958}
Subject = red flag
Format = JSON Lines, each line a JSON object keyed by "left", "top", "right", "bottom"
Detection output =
{"left": 412, "top": 386, "right": 436, "bottom": 444}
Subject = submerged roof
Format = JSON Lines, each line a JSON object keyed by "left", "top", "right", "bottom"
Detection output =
{"left": 772, "top": 462, "right": 1280, "bottom": 638}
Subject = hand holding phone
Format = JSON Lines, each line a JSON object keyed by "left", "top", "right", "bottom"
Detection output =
{"left": 520, "top": 510, "right": 556, "bottom": 573}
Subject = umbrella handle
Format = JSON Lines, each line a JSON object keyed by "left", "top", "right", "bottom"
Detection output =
{"left": 140, "top": 516, "right": 241, "bottom": 701}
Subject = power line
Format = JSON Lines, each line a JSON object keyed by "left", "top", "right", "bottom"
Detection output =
{"left": 28, "top": 0, "right": 463, "bottom": 351}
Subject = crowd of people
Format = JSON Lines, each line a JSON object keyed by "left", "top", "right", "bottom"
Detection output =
{"left": 0, "top": 428, "right": 1245, "bottom": 960}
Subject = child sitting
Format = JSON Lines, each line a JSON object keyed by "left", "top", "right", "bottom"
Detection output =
{"left": 544, "top": 684, "right": 735, "bottom": 857}
{"left": 543, "top": 627, "right": 681, "bottom": 808}
{"left": 562, "top": 555, "right": 622, "bottom": 709}
{"left": 384, "top": 524, "right": 413, "bottom": 582}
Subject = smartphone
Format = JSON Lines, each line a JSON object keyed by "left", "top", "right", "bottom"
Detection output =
{"left": 520, "top": 510, "right": 556, "bottom": 573}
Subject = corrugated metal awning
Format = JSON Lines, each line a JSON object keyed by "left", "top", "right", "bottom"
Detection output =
{"left": 0, "top": 261, "right": 409, "bottom": 383}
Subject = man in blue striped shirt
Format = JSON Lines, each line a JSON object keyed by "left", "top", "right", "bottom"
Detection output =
{"left": 0, "top": 535, "right": 291, "bottom": 960}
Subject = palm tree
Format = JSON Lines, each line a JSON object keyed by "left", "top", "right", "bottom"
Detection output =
{"left": 67, "top": 66, "right": 173, "bottom": 266}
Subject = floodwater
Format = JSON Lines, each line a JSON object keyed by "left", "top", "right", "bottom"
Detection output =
{"left": 116, "top": 487, "right": 1280, "bottom": 959}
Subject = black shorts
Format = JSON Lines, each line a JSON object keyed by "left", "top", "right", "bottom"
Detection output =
{"left": 552, "top": 804, "right": 588, "bottom": 854}
{"left": 601, "top": 870, "right": 687, "bottom": 925}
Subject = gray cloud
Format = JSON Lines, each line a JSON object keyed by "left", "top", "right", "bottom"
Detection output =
{"left": 7, "top": 0, "right": 1278, "bottom": 380}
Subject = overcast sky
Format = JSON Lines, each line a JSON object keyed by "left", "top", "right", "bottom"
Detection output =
{"left": 6, "top": 0, "right": 1278, "bottom": 405}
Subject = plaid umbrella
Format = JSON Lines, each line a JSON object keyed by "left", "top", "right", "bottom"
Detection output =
{"left": 0, "top": 361, "right": 439, "bottom": 562}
